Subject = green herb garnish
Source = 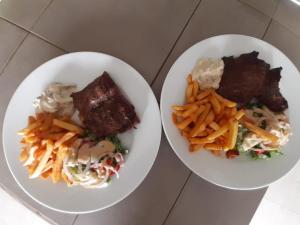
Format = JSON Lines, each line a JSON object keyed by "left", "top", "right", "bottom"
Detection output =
{"left": 106, "top": 136, "right": 127, "bottom": 155}
{"left": 245, "top": 101, "right": 263, "bottom": 109}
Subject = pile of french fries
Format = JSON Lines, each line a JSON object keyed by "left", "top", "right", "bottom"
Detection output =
{"left": 172, "top": 75, "right": 246, "bottom": 153}
{"left": 18, "top": 112, "right": 84, "bottom": 183}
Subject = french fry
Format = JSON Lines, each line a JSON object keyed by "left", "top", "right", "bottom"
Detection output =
{"left": 241, "top": 120, "right": 278, "bottom": 143}
{"left": 171, "top": 74, "right": 242, "bottom": 157}
{"left": 196, "top": 98, "right": 209, "bottom": 105}
{"left": 227, "top": 120, "right": 239, "bottom": 150}
{"left": 189, "top": 144, "right": 203, "bottom": 152}
{"left": 34, "top": 148, "right": 45, "bottom": 159}
{"left": 187, "top": 96, "right": 196, "bottom": 103}
{"left": 17, "top": 120, "right": 42, "bottom": 135}
{"left": 37, "top": 132, "right": 65, "bottom": 141}
{"left": 209, "top": 122, "right": 220, "bottom": 130}
{"left": 196, "top": 89, "right": 212, "bottom": 101}
{"left": 172, "top": 105, "right": 192, "bottom": 111}
{"left": 176, "top": 117, "right": 193, "bottom": 130}
{"left": 48, "top": 126, "right": 64, "bottom": 133}
{"left": 53, "top": 119, "right": 84, "bottom": 134}
{"left": 19, "top": 148, "right": 29, "bottom": 162}
{"left": 229, "top": 107, "right": 237, "bottom": 117}
{"left": 61, "top": 172, "right": 72, "bottom": 186}
{"left": 197, "top": 130, "right": 208, "bottom": 137}
{"left": 30, "top": 140, "right": 54, "bottom": 179}
{"left": 27, "top": 160, "right": 39, "bottom": 176}
{"left": 207, "top": 124, "right": 229, "bottom": 140}
{"left": 204, "top": 110, "right": 215, "bottom": 124}
{"left": 51, "top": 146, "right": 68, "bottom": 183}
{"left": 190, "top": 104, "right": 211, "bottom": 137}
{"left": 210, "top": 94, "right": 221, "bottom": 114}
{"left": 173, "top": 110, "right": 184, "bottom": 117}
{"left": 186, "top": 83, "right": 193, "bottom": 100}
{"left": 189, "top": 137, "right": 214, "bottom": 145}
{"left": 204, "top": 143, "right": 224, "bottom": 151}
{"left": 214, "top": 92, "right": 237, "bottom": 107}
{"left": 28, "top": 116, "right": 36, "bottom": 125}
{"left": 235, "top": 109, "right": 245, "bottom": 120}
{"left": 192, "top": 81, "right": 199, "bottom": 97}
{"left": 39, "top": 114, "right": 53, "bottom": 131}
{"left": 182, "top": 130, "right": 190, "bottom": 138}
{"left": 182, "top": 104, "right": 198, "bottom": 117}
{"left": 42, "top": 159, "right": 53, "bottom": 173}
{"left": 54, "top": 132, "right": 76, "bottom": 149}
{"left": 24, "top": 136, "right": 39, "bottom": 144}
{"left": 40, "top": 169, "right": 52, "bottom": 179}
{"left": 172, "top": 113, "right": 177, "bottom": 124}
{"left": 191, "top": 105, "right": 206, "bottom": 122}
{"left": 187, "top": 74, "right": 193, "bottom": 83}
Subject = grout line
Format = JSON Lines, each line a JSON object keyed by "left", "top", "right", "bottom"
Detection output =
{"left": 29, "top": 31, "right": 68, "bottom": 53}
{"left": 71, "top": 215, "right": 79, "bottom": 225}
{"left": 271, "top": 18, "right": 300, "bottom": 39}
{"left": 0, "top": 32, "right": 29, "bottom": 76}
{"left": 30, "top": 0, "right": 54, "bottom": 29}
{"left": 262, "top": 18, "right": 273, "bottom": 39}
{"left": 272, "top": 0, "right": 280, "bottom": 18}
{"left": 237, "top": 0, "right": 272, "bottom": 19}
{"left": 161, "top": 171, "right": 192, "bottom": 225}
{"left": 150, "top": 0, "right": 202, "bottom": 86}
{"left": 0, "top": 16, "right": 67, "bottom": 53}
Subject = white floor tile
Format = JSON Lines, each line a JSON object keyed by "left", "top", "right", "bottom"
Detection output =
{"left": 250, "top": 199, "right": 300, "bottom": 225}
{"left": 0, "top": 187, "right": 50, "bottom": 225}
{"left": 251, "top": 161, "right": 300, "bottom": 225}
{"left": 250, "top": 199, "right": 283, "bottom": 225}
{"left": 264, "top": 161, "right": 300, "bottom": 214}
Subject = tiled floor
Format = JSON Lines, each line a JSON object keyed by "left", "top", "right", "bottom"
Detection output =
{"left": 0, "top": 0, "right": 300, "bottom": 225}
{"left": 0, "top": 185, "right": 51, "bottom": 225}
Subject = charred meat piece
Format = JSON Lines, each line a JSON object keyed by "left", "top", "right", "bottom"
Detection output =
{"left": 72, "top": 72, "right": 139, "bottom": 137}
{"left": 258, "top": 67, "right": 288, "bottom": 112}
{"left": 217, "top": 51, "right": 270, "bottom": 105}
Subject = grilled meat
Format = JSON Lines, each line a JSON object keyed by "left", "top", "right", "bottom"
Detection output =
{"left": 258, "top": 67, "right": 288, "bottom": 112}
{"left": 217, "top": 51, "right": 288, "bottom": 112}
{"left": 72, "top": 72, "right": 139, "bottom": 137}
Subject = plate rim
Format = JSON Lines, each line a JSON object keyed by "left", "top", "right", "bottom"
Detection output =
{"left": 2, "top": 51, "right": 162, "bottom": 213}
{"left": 160, "top": 34, "right": 300, "bottom": 190}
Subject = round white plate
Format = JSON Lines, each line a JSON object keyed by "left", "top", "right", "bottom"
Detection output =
{"left": 3, "top": 52, "right": 161, "bottom": 213}
{"left": 161, "top": 34, "right": 300, "bottom": 190}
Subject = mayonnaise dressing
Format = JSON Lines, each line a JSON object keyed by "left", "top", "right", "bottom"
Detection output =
{"left": 33, "top": 83, "right": 77, "bottom": 117}
{"left": 191, "top": 58, "right": 224, "bottom": 89}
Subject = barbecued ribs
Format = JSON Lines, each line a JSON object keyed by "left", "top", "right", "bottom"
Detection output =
{"left": 72, "top": 72, "right": 139, "bottom": 137}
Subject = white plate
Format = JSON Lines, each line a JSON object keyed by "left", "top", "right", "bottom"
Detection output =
{"left": 161, "top": 34, "right": 300, "bottom": 190}
{"left": 3, "top": 52, "right": 162, "bottom": 213}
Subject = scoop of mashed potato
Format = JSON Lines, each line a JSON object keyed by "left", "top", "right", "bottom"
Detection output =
{"left": 191, "top": 58, "right": 224, "bottom": 89}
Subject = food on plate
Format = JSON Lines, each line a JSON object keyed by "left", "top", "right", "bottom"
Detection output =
{"left": 34, "top": 83, "right": 77, "bottom": 117}
{"left": 172, "top": 51, "right": 291, "bottom": 160}
{"left": 217, "top": 51, "right": 288, "bottom": 111}
{"left": 191, "top": 58, "right": 224, "bottom": 89}
{"left": 18, "top": 72, "right": 139, "bottom": 188}
{"left": 235, "top": 104, "right": 291, "bottom": 159}
{"left": 63, "top": 136, "right": 126, "bottom": 188}
{"left": 71, "top": 72, "right": 140, "bottom": 138}
{"left": 258, "top": 67, "right": 288, "bottom": 112}
{"left": 18, "top": 112, "right": 83, "bottom": 182}
{"left": 172, "top": 76, "right": 245, "bottom": 153}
